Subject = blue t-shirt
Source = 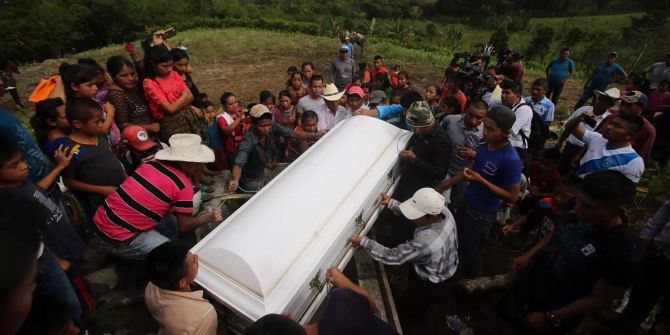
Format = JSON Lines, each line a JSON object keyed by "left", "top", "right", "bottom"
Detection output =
{"left": 589, "top": 62, "right": 625, "bottom": 91}
{"left": 547, "top": 58, "right": 575, "bottom": 84}
{"left": 0, "top": 107, "right": 52, "bottom": 182}
{"left": 464, "top": 143, "right": 522, "bottom": 215}
{"left": 524, "top": 96, "right": 555, "bottom": 122}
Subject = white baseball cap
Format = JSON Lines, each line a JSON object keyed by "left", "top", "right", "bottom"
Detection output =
{"left": 398, "top": 188, "right": 445, "bottom": 220}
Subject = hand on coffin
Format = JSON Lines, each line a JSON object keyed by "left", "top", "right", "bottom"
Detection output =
{"left": 399, "top": 150, "right": 416, "bottom": 161}
{"left": 228, "top": 180, "right": 239, "bottom": 193}
{"left": 349, "top": 235, "right": 364, "bottom": 247}
{"left": 209, "top": 208, "right": 223, "bottom": 223}
{"left": 326, "top": 267, "right": 347, "bottom": 287}
{"left": 378, "top": 193, "right": 391, "bottom": 206}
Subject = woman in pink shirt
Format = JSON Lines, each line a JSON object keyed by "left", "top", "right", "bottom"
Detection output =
{"left": 143, "top": 45, "right": 200, "bottom": 142}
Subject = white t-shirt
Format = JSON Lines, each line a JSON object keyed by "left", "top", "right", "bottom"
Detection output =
{"left": 566, "top": 106, "right": 611, "bottom": 147}
{"left": 508, "top": 101, "right": 533, "bottom": 149}
{"left": 576, "top": 130, "right": 644, "bottom": 183}
{"left": 296, "top": 95, "right": 326, "bottom": 115}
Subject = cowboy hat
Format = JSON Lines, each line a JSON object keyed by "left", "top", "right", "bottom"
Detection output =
{"left": 155, "top": 134, "right": 214, "bottom": 163}
{"left": 320, "top": 83, "right": 345, "bottom": 101}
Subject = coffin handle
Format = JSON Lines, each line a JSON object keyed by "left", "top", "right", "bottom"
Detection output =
{"left": 308, "top": 269, "right": 326, "bottom": 293}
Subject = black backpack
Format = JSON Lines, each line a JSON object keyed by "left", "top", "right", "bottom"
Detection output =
{"left": 515, "top": 103, "right": 550, "bottom": 157}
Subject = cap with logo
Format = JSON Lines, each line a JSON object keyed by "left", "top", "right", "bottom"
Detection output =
{"left": 122, "top": 125, "right": 157, "bottom": 151}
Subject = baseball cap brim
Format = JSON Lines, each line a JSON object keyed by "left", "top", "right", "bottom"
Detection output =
{"left": 128, "top": 139, "right": 157, "bottom": 152}
{"left": 398, "top": 199, "right": 426, "bottom": 220}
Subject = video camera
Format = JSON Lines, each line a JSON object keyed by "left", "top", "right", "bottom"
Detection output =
{"left": 452, "top": 52, "right": 487, "bottom": 101}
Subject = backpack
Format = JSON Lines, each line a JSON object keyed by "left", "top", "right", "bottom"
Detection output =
{"left": 515, "top": 103, "right": 550, "bottom": 157}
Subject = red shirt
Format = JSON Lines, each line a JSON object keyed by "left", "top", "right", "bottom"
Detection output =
{"left": 370, "top": 66, "right": 389, "bottom": 78}
{"left": 143, "top": 71, "right": 187, "bottom": 120}
{"left": 527, "top": 161, "right": 561, "bottom": 194}
{"left": 93, "top": 161, "right": 193, "bottom": 242}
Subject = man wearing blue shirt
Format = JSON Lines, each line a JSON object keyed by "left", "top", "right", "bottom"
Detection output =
{"left": 575, "top": 52, "right": 628, "bottom": 109}
{"left": 545, "top": 48, "right": 576, "bottom": 106}
{"left": 524, "top": 78, "right": 555, "bottom": 127}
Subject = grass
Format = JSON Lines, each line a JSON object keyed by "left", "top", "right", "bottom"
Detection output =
{"left": 1, "top": 26, "right": 588, "bottom": 118}
{"left": 528, "top": 12, "right": 644, "bottom": 33}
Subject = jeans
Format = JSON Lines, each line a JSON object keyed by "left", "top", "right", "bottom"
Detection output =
{"left": 455, "top": 206, "right": 496, "bottom": 278}
{"left": 37, "top": 250, "right": 82, "bottom": 322}
{"left": 574, "top": 86, "right": 597, "bottom": 109}
{"left": 99, "top": 214, "right": 178, "bottom": 260}
{"left": 547, "top": 81, "right": 565, "bottom": 105}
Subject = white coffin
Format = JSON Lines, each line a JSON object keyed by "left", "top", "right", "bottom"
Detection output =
{"left": 192, "top": 116, "right": 410, "bottom": 324}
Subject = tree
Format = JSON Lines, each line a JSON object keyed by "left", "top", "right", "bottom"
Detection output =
{"left": 525, "top": 26, "right": 555, "bottom": 62}
{"left": 444, "top": 25, "right": 465, "bottom": 52}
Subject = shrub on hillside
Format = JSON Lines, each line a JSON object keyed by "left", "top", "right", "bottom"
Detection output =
{"left": 525, "top": 26, "right": 555, "bottom": 62}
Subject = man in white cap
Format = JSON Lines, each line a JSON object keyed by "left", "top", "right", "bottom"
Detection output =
{"left": 92, "top": 134, "right": 223, "bottom": 259}
{"left": 330, "top": 44, "right": 355, "bottom": 91}
{"left": 350, "top": 187, "right": 458, "bottom": 323}
{"left": 317, "top": 83, "right": 347, "bottom": 130}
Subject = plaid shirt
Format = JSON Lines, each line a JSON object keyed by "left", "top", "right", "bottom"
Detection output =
{"left": 235, "top": 123, "right": 292, "bottom": 178}
{"left": 361, "top": 199, "right": 458, "bottom": 283}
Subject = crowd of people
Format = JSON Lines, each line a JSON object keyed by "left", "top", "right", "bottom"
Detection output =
{"left": 1, "top": 28, "right": 670, "bottom": 335}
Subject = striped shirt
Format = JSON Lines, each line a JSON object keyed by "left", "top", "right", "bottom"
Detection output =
{"left": 576, "top": 130, "right": 644, "bottom": 183}
{"left": 639, "top": 200, "right": 670, "bottom": 259}
{"left": 93, "top": 161, "right": 194, "bottom": 242}
{"left": 361, "top": 199, "right": 458, "bottom": 283}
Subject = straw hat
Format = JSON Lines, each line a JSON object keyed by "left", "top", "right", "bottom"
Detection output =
{"left": 320, "top": 83, "right": 345, "bottom": 101}
{"left": 155, "top": 134, "right": 214, "bottom": 163}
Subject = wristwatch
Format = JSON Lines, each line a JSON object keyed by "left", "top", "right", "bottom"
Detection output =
{"left": 544, "top": 311, "right": 562, "bottom": 327}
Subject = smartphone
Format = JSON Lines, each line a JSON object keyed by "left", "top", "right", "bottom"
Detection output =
{"left": 583, "top": 116, "right": 597, "bottom": 128}
{"left": 161, "top": 28, "right": 177, "bottom": 40}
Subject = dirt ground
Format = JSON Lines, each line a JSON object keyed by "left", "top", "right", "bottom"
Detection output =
{"left": 1, "top": 35, "right": 665, "bottom": 335}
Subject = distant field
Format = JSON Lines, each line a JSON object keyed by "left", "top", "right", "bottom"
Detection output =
{"left": 528, "top": 12, "right": 643, "bottom": 32}
{"left": 1, "top": 27, "right": 587, "bottom": 117}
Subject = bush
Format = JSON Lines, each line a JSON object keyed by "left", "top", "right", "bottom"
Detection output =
{"left": 425, "top": 23, "right": 438, "bottom": 37}
{"left": 525, "top": 26, "right": 555, "bottom": 61}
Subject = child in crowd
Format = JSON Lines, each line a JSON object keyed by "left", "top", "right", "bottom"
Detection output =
{"left": 390, "top": 64, "right": 400, "bottom": 88}
{"left": 0, "top": 139, "right": 86, "bottom": 322}
{"left": 288, "top": 71, "right": 308, "bottom": 105}
{"left": 503, "top": 175, "right": 579, "bottom": 246}
{"left": 30, "top": 98, "right": 70, "bottom": 158}
{"left": 440, "top": 73, "right": 467, "bottom": 114}
{"left": 397, "top": 71, "right": 411, "bottom": 91}
{"left": 370, "top": 73, "right": 392, "bottom": 98}
{"left": 301, "top": 61, "right": 314, "bottom": 86}
{"left": 272, "top": 90, "right": 296, "bottom": 128}
{"left": 517, "top": 148, "right": 562, "bottom": 214}
{"left": 171, "top": 48, "right": 205, "bottom": 109}
{"left": 436, "top": 105, "right": 522, "bottom": 278}
{"left": 61, "top": 98, "right": 126, "bottom": 227}
{"left": 260, "top": 90, "right": 275, "bottom": 112}
{"left": 344, "top": 75, "right": 363, "bottom": 91}
{"left": 61, "top": 63, "right": 119, "bottom": 146}
{"left": 442, "top": 96, "right": 461, "bottom": 117}
{"left": 285, "top": 65, "right": 298, "bottom": 87}
{"left": 368, "top": 90, "right": 387, "bottom": 109}
{"left": 217, "top": 92, "right": 250, "bottom": 168}
{"left": 524, "top": 78, "right": 555, "bottom": 126}
{"left": 120, "top": 125, "right": 159, "bottom": 174}
{"left": 203, "top": 101, "right": 227, "bottom": 171}
{"left": 425, "top": 84, "right": 442, "bottom": 117}
{"left": 143, "top": 45, "right": 198, "bottom": 142}
{"left": 286, "top": 110, "right": 319, "bottom": 161}
{"left": 358, "top": 62, "right": 370, "bottom": 86}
